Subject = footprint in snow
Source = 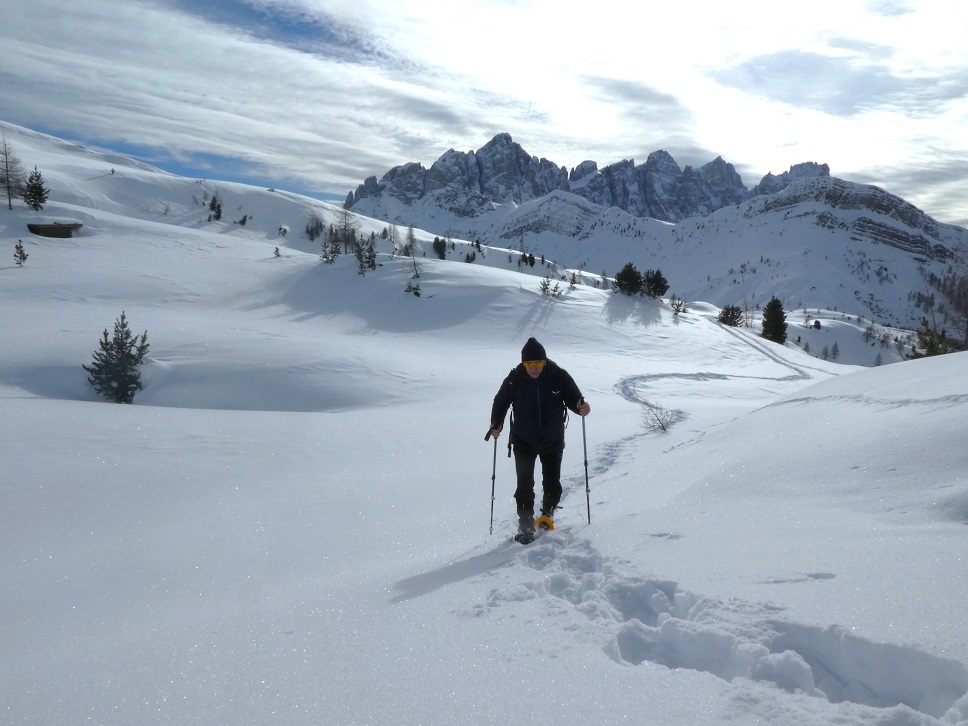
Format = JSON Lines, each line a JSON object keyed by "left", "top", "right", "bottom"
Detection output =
{"left": 474, "top": 531, "right": 968, "bottom": 721}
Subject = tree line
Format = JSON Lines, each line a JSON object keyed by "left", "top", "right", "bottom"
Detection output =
{"left": 1, "top": 132, "right": 50, "bottom": 211}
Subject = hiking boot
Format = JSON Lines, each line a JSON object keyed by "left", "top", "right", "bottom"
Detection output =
{"left": 514, "top": 517, "right": 535, "bottom": 544}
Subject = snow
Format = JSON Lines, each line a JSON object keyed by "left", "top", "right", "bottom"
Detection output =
{"left": 2, "top": 121, "right": 967, "bottom": 725}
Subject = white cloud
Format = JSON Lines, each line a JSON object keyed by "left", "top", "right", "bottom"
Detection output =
{"left": 1, "top": 0, "right": 966, "bottom": 225}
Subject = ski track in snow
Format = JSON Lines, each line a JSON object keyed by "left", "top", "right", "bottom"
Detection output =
{"left": 421, "top": 331, "right": 968, "bottom": 723}
{"left": 454, "top": 532, "right": 968, "bottom": 723}
{"left": 613, "top": 323, "right": 823, "bottom": 412}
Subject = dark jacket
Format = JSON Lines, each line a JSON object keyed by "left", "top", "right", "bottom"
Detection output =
{"left": 491, "top": 360, "right": 583, "bottom": 454}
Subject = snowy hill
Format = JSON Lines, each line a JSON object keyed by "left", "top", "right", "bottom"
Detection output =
{"left": 2, "top": 121, "right": 968, "bottom": 725}
{"left": 346, "top": 134, "right": 967, "bottom": 331}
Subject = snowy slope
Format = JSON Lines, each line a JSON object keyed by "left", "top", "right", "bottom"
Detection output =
{"left": 349, "top": 144, "right": 967, "bottom": 331}
{"left": 2, "top": 122, "right": 967, "bottom": 725}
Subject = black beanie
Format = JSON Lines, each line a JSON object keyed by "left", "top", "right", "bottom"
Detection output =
{"left": 521, "top": 337, "right": 547, "bottom": 362}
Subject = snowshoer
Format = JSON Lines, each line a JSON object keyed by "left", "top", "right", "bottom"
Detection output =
{"left": 489, "top": 337, "right": 590, "bottom": 543}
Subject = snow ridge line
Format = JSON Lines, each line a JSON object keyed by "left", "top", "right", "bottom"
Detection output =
{"left": 487, "top": 534, "right": 968, "bottom": 722}
{"left": 762, "top": 392, "right": 968, "bottom": 411}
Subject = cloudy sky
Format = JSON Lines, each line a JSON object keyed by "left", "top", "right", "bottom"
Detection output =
{"left": 3, "top": 0, "right": 967, "bottom": 226}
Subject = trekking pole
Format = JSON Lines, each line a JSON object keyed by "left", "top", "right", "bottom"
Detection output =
{"left": 580, "top": 398, "right": 590, "bottom": 524}
{"left": 485, "top": 428, "right": 497, "bottom": 535}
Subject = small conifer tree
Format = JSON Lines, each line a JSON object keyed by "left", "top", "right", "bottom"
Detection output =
{"left": 432, "top": 237, "right": 447, "bottom": 260}
{"left": 320, "top": 227, "right": 341, "bottom": 263}
{"left": 82, "top": 312, "right": 150, "bottom": 403}
{"left": 718, "top": 304, "right": 743, "bottom": 326}
{"left": 364, "top": 243, "right": 377, "bottom": 271}
{"left": 613, "top": 262, "right": 643, "bottom": 295}
{"left": 355, "top": 240, "right": 368, "bottom": 276}
{"left": 208, "top": 193, "right": 223, "bottom": 221}
{"left": 643, "top": 268, "right": 670, "bottom": 298}
{"left": 761, "top": 296, "right": 788, "bottom": 344}
{"left": 22, "top": 166, "right": 50, "bottom": 210}
{"left": 14, "top": 240, "right": 28, "bottom": 266}
{"left": 305, "top": 211, "right": 325, "bottom": 241}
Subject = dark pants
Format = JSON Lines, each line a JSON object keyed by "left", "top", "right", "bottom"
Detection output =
{"left": 513, "top": 447, "right": 563, "bottom": 528}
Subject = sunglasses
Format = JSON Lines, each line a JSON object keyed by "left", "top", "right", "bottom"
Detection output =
{"left": 523, "top": 360, "right": 546, "bottom": 370}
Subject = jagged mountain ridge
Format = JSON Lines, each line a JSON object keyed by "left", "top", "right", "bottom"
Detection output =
{"left": 344, "top": 133, "right": 967, "bottom": 328}
{"left": 346, "top": 132, "right": 830, "bottom": 224}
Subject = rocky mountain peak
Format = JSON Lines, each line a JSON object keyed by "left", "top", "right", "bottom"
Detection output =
{"left": 752, "top": 162, "right": 830, "bottom": 197}
{"left": 347, "top": 134, "right": 831, "bottom": 225}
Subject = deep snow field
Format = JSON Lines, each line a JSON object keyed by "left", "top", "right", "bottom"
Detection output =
{"left": 2, "top": 123, "right": 967, "bottom": 725}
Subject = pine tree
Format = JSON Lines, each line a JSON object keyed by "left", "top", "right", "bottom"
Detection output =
{"left": 938, "top": 270, "right": 968, "bottom": 347}
{"left": 320, "top": 227, "right": 341, "bottom": 264}
{"left": 761, "top": 296, "right": 788, "bottom": 344}
{"left": 207, "top": 192, "right": 223, "bottom": 221}
{"left": 613, "top": 262, "right": 643, "bottom": 296}
{"left": 364, "top": 243, "right": 378, "bottom": 271}
{"left": 22, "top": 166, "right": 50, "bottom": 211}
{"left": 432, "top": 237, "right": 447, "bottom": 260}
{"left": 82, "top": 312, "right": 150, "bottom": 404}
{"left": 14, "top": 240, "right": 28, "bottom": 266}
{"left": 907, "top": 317, "right": 956, "bottom": 358}
{"left": 643, "top": 268, "right": 670, "bottom": 298}
{"left": 305, "top": 210, "right": 325, "bottom": 241}
{"left": 718, "top": 304, "right": 743, "bottom": 326}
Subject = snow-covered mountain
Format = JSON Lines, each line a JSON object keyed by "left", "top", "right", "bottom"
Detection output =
{"left": 3, "top": 119, "right": 968, "bottom": 725}
{"left": 751, "top": 161, "right": 831, "bottom": 196}
{"left": 345, "top": 134, "right": 967, "bottom": 330}
{"left": 346, "top": 132, "right": 792, "bottom": 223}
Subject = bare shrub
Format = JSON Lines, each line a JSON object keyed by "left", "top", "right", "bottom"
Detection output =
{"left": 642, "top": 400, "right": 675, "bottom": 433}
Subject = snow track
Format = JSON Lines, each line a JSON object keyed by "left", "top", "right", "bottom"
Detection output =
{"left": 473, "top": 532, "right": 968, "bottom": 723}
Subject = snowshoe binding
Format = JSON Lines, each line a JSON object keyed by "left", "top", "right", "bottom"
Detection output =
{"left": 534, "top": 515, "right": 555, "bottom": 532}
{"left": 515, "top": 515, "right": 554, "bottom": 544}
